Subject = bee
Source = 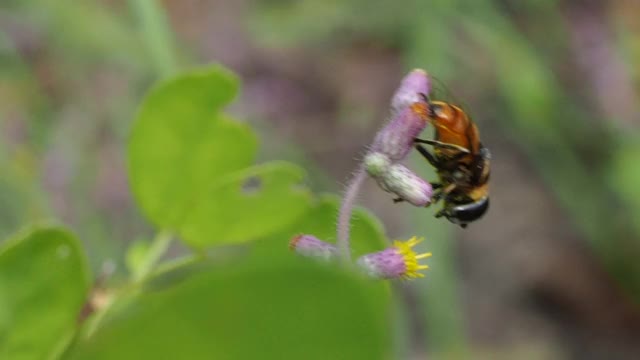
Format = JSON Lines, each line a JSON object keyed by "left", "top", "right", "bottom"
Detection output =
{"left": 413, "top": 96, "right": 490, "bottom": 228}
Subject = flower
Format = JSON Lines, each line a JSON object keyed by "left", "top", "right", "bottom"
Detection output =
{"left": 370, "top": 69, "right": 431, "bottom": 162}
{"left": 365, "top": 158, "right": 433, "bottom": 207}
{"left": 364, "top": 68, "right": 433, "bottom": 207}
{"left": 335, "top": 69, "right": 432, "bottom": 262}
{"left": 289, "top": 234, "right": 337, "bottom": 261}
{"left": 357, "top": 237, "right": 431, "bottom": 279}
{"left": 391, "top": 69, "right": 431, "bottom": 115}
{"left": 371, "top": 101, "right": 431, "bottom": 162}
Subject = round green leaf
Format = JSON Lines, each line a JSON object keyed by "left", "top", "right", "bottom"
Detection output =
{"left": 70, "top": 256, "right": 392, "bottom": 360}
{"left": 0, "top": 226, "right": 90, "bottom": 360}
{"left": 128, "top": 66, "right": 258, "bottom": 230}
{"left": 178, "top": 161, "right": 312, "bottom": 247}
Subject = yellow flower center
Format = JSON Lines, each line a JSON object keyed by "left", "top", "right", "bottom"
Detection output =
{"left": 393, "top": 236, "right": 432, "bottom": 278}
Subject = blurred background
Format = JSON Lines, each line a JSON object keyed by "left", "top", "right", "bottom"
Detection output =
{"left": 1, "top": 0, "right": 640, "bottom": 359}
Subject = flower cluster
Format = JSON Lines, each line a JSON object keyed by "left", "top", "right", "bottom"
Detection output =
{"left": 289, "top": 69, "right": 434, "bottom": 280}
{"left": 365, "top": 70, "right": 433, "bottom": 207}
{"left": 291, "top": 234, "right": 431, "bottom": 280}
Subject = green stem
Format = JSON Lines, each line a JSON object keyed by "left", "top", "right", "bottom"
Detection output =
{"left": 82, "top": 231, "right": 172, "bottom": 338}
{"left": 129, "top": 0, "right": 179, "bottom": 77}
{"left": 132, "top": 230, "right": 173, "bottom": 282}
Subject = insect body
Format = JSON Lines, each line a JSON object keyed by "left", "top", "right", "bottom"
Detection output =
{"left": 414, "top": 99, "right": 490, "bottom": 228}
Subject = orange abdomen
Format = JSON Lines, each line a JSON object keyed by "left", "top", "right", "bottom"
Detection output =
{"left": 430, "top": 102, "right": 480, "bottom": 160}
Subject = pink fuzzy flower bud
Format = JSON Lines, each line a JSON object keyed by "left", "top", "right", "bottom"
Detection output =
{"left": 377, "top": 163, "right": 433, "bottom": 207}
{"left": 335, "top": 69, "right": 432, "bottom": 262}
{"left": 369, "top": 69, "right": 430, "bottom": 162}
{"left": 371, "top": 102, "right": 430, "bottom": 162}
{"left": 289, "top": 234, "right": 337, "bottom": 261}
{"left": 391, "top": 69, "right": 431, "bottom": 114}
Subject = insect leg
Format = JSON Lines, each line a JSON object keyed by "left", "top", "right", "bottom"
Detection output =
{"left": 414, "top": 138, "right": 470, "bottom": 153}
{"left": 415, "top": 144, "right": 440, "bottom": 167}
{"left": 433, "top": 183, "right": 456, "bottom": 202}
{"left": 449, "top": 152, "right": 469, "bottom": 163}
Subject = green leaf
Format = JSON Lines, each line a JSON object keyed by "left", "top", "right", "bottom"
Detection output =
{"left": 128, "top": 66, "right": 257, "bottom": 231}
{"left": 69, "top": 256, "right": 391, "bottom": 360}
{"left": 128, "top": 66, "right": 311, "bottom": 247}
{"left": 179, "top": 161, "right": 312, "bottom": 247}
{"left": 0, "top": 226, "right": 90, "bottom": 360}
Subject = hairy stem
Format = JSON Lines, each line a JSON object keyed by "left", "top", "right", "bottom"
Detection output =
{"left": 337, "top": 164, "right": 367, "bottom": 262}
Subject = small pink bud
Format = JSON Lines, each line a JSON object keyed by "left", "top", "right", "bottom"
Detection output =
{"left": 391, "top": 69, "right": 431, "bottom": 114}
{"left": 289, "top": 234, "right": 337, "bottom": 261}
{"left": 374, "top": 163, "right": 433, "bottom": 207}
{"left": 371, "top": 103, "right": 430, "bottom": 162}
{"left": 369, "top": 69, "right": 431, "bottom": 162}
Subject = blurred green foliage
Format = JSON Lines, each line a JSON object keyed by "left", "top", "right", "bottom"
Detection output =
{"left": 2, "top": 0, "right": 640, "bottom": 358}
{"left": 0, "top": 65, "right": 393, "bottom": 359}
{"left": 70, "top": 256, "right": 391, "bottom": 360}
{"left": 0, "top": 227, "right": 90, "bottom": 360}
{"left": 128, "top": 66, "right": 311, "bottom": 247}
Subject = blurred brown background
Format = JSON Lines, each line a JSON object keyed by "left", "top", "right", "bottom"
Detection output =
{"left": 1, "top": 0, "right": 640, "bottom": 359}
